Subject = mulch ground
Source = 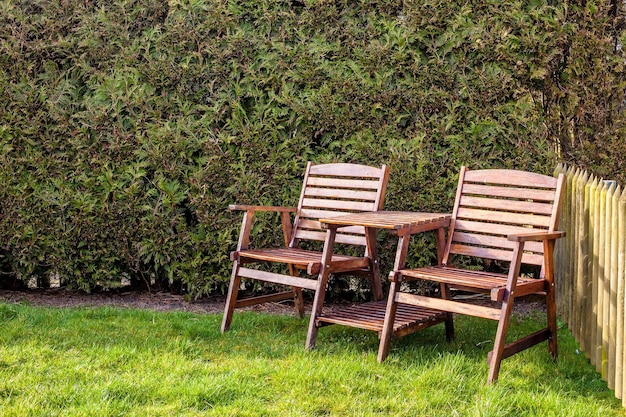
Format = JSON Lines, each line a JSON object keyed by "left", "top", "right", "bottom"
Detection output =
{"left": 0, "top": 288, "right": 256, "bottom": 314}
{"left": 0, "top": 288, "right": 546, "bottom": 318}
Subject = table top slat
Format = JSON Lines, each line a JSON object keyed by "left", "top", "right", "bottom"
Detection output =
{"left": 319, "top": 211, "right": 450, "bottom": 230}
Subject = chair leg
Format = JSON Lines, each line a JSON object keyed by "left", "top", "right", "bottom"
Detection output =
{"left": 287, "top": 265, "right": 305, "bottom": 319}
{"left": 543, "top": 239, "right": 558, "bottom": 360}
{"left": 378, "top": 235, "right": 411, "bottom": 361}
{"left": 440, "top": 283, "right": 455, "bottom": 341}
{"left": 305, "top": 228, "right": 336, "bottom": 350}
{"left": 487, "top": 297, "right": 516, "bottom": 384}
{"left": 444, "top": 313, "right": 455, "bottom": 342}
{"left": 305, "top": 268, "right": 331, "bottom": 349}
{"left": 293, "top": 287, "right": 305, "bottom": 318}
{"left": 546, "top": 283, "right": 558, "bottom": 360}
{"left": 221, "top": 261, "right": 242, "bottom": 333}
{"left": 378, "top": 280, "right": 400, "bottom": 362}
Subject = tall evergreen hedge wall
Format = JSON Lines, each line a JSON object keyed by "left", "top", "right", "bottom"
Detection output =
{"left": 0, "top": 0, "right": 623, "bottom": 296}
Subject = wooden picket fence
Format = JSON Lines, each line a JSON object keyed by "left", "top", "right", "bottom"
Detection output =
{"left": 554, "top": 164, "right": 626, "bottom": 405}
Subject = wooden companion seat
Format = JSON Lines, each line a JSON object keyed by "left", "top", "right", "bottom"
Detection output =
{"left": 222, "top": 162, "right": 390, "bottom": 348}
{"left": 378, "top": 166, "right": 566, "bottom": 383}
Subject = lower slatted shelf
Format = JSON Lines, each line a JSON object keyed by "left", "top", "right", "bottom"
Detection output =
{"left": 316, "top": 300, "right": 447, "bottom": 337}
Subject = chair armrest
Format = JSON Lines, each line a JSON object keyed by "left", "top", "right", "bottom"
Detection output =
{"left": 228, "top": 204, "right": 297, "bottom": 213}
{"left": 229, "top": 204, "right": 297, "bottom": 250}
{"left": 507, "top": 231, "right": 566, "bottom": 242}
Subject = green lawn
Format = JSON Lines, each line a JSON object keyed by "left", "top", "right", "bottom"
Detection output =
{"left": 0, "top": 302, "right": 622, "bottom": 416}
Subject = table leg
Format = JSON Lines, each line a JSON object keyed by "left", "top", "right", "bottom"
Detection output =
{"left": 436, "top": 226, "right": 446, "bottom": 265}
{"left": 365, "top": 226, "right": 383, "bottom": 301}
{"left": 435, "top": 226, "right": 454, "bottom": 340}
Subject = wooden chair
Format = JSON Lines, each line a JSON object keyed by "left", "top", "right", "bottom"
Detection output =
{"left": 378, "top": 166, "right": 566, "bottom": 383}
{"left": 222, "top": 162, "right": 390, "bottom": 348}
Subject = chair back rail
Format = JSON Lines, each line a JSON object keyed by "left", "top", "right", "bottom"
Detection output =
{"left": 291, "top": 163, "right": 389, "bottom": 247}
{"left": 444, "top": 167, "right": 565, "bottom": 271}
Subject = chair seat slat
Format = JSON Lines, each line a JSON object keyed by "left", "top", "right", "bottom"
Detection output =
{"left": 399, "top": 266, "right": 541, "bottom": 290}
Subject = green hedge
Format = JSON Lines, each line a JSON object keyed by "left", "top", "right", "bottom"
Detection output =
{"left": 544, "top": 0, "right": 626, "bottom": 181}
{"left": 0, "top": 0, "right": 622, "bottom": 297}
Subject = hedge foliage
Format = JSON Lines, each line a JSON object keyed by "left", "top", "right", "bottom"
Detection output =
{"left": 0, "top": 0, "right": 623, "bottom": 296}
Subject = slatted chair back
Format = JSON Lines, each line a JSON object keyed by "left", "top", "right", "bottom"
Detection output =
{"left": 444, "top": 167, "right": 565, "bottom": 274}
{"left": 290, "top": 163, "right": 389, "bottom": 248}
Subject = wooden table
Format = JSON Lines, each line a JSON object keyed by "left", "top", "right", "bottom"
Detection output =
{"left": 313, "top": 211, "right": 451, "bottom": 339}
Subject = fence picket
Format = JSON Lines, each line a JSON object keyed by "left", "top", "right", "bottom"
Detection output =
{"left": 566, "top": 167, "right": 577, "bottom": 327}
{"left": 615, "top": 186, "right": 625, "bottom": 398}
{"left": 608, "top": 183, "right": 618, "bottom": 389}
{"left": 556, "top": 164, "right": 568, "bottom": 318}
{"left": 597, "top": 179, "right": 604, "bottom": 374}
{"left": 583, "top": 177, "right": 596, "bottom": 357}
{"left": 598, "top": 183, "right": 611, "bottom": 381}
{"left": 586, "top": 178, "right": 600, "bottom": 365}
{"left": 615, "top": 187, "right": 626, "bottom": 400}
{"left": 575, "top": 172, "right": 589, "bottom": 343}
